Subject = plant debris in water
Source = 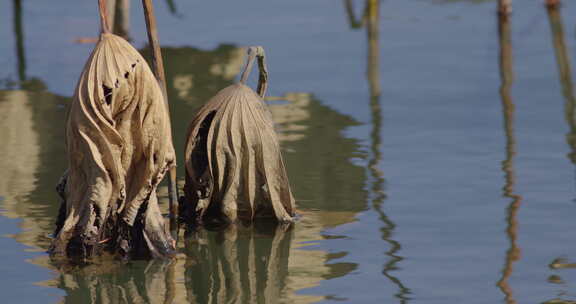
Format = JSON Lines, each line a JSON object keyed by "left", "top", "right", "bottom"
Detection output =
{"left": 50, "top": 32, "right": 176, "bottom": 262}
{"left": 182, "top": 46, "right": 296, "bottom": 225}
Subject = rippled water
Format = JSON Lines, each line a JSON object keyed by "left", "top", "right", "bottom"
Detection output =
{"left": 1, "top": 0, "right": 576, "bottom": 303}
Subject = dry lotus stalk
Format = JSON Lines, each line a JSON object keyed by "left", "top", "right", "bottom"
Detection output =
{"left": 182, "top": 46, "right": 295, "bottom": 225}
{"left": 50, "top": 27, "right": 176, "bottom": 261}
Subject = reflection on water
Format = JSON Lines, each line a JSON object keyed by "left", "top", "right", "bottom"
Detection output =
{"left": 13, "top": 0, "right": 25, "bottom": 82}
{"left": 140, "top": 44, "right": 245, "bottom": 171}
{"left": 346, "top": 0, "right": 411, "bottom": 302}
{"left": 270, "top": 93, "right": 365, "bottom": 214}
{"left": 1, "top": 0, "right": 67, "bottom": 254}
{"left": 545, "top": 6, "right": 576, "bottom": 304}
{"left": 150, "top": 45, "right": 244, "bottom": 107}
{"left": 185, "top": 224, "right": 297, "bottom": 304}
{"left": 546, "top": 6, "right": 576, "bottom": 163}
{"left": 47, "top": 219, "right": 355, "bottom": 304}
{"left": 0, "top": 90, "right": 39, "bottom": 215}
{"left": 0, "top": 85, "right": 67, "bottom": 251}
{"left": 495, "top": 14, "right": 522, "bottom": 304}
{"left": 53, "top": 259, "right": 184, "bottom": 304}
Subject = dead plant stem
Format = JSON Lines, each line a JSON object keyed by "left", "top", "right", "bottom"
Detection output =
{"left": 141, "top": 0, "right": 179, "bottom": 236}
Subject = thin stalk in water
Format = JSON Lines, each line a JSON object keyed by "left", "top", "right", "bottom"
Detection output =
{"left": 141, "top": 0, "right": 179, "bottom": 238}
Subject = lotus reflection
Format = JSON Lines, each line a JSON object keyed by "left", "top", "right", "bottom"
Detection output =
{"left": 46, "top": 221, "right": 356, "bottom": 304}
{"left": 1, "top": 0, "right": 68, "bottom": 252}
{"left": 184, "top": 223, "right": 295, "bottom": 304}
{"left": 0, "top": 90, "right": 40, "bottom": 217}
{"left": 0, "top": 86, "right": 67, "bottom": 251}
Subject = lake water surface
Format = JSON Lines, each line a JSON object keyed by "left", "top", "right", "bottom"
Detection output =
{"left": 1, "top": 0, "right": 576, "bottom": 303}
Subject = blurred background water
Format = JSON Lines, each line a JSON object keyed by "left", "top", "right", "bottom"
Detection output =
{"left": 1, "top": 0, "right": 576, "bottom": 303}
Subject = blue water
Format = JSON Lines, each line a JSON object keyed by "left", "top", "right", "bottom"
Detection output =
{"left": 1, "top": 0, "right": 576, "bottom": 303}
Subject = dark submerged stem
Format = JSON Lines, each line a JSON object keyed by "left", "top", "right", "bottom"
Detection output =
{"left": 141, "top": 0, "right": 179, "bottom": 238}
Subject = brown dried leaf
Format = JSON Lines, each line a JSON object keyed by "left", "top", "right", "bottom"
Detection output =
{"left": 51, "top": 33, "right": 175, "bottom": 260}
{"left": 183, "top": 79, "right": 295, "bottom": 223}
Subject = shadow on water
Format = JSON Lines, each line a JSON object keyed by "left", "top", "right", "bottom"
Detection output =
{"left": 495, "top": 14, "right": 522, "bottom": 304}
{"left": 346, "top": 0, "right": 411, "bottom": 302}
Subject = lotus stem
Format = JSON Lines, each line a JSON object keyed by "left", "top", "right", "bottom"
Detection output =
{"left": 240, "top": 46, "right": 268, "bottom": 98}
{"left": 239, "top": 49, "right": 257, "bottom": 84}
{"left": 256, "top": 49, "right": 269, "bottom": 98}
{"left": 142, "top": 0, "right": 179, "bottom": 236}
{"left": 498, "top": 0, "right": 512, "bottom": 16}
{"left": 98, "top": 0, "right": 111, "bottom": 34}
{"left": 142, "top": 0, "right": 167, "bottom": 101}
{"left": 546, "top": 0, "right": 561, "bottom": 8}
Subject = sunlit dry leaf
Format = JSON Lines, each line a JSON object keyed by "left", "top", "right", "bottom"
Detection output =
{"left": 50, "top": 33, "right": 175, "bottom": 261}
{"left": 182, "top": 47, "right": 295, "bottom": 224}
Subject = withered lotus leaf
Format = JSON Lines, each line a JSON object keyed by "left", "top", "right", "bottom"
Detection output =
{"left": 182, "top": 47, "right": 295, "bottom": 224}
{"left": 50, "top": 33, "right": 176, "bottom": 261}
